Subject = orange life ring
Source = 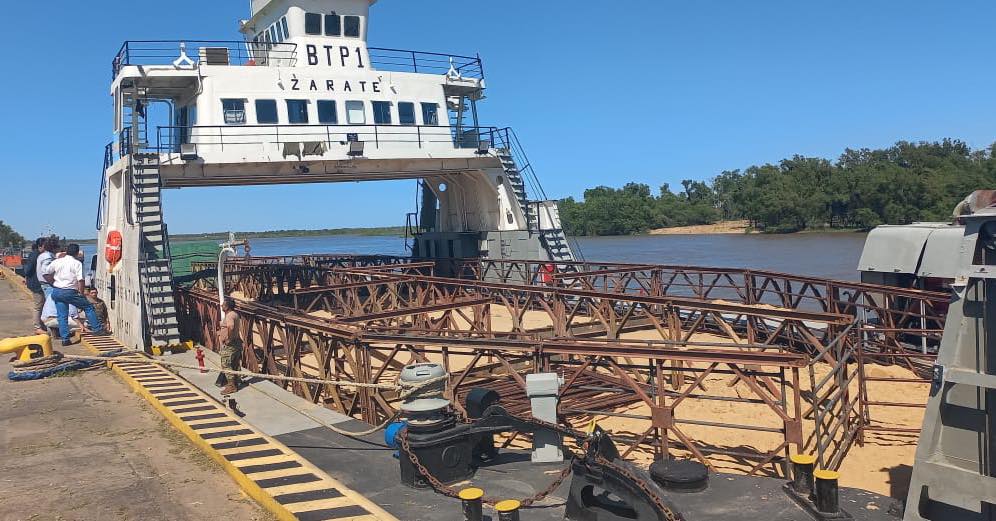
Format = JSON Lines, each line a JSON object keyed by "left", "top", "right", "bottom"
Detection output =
{"left": 105, "top": 231, "right": 123, "bottom": 269}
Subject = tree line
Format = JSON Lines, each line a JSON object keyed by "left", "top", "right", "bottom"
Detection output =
{"left": 559, "top": 139, "right": 996, "bottom": 235}
{"left": 0, "top": 221, "right": 25, "bottom": 249}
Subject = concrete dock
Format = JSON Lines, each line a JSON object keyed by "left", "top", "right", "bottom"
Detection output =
{"left": 0, "top": 276, "right": 273, "bottom": 521}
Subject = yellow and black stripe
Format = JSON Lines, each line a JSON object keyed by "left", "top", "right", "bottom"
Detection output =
{"left": 82, "top": 334, "right": 396, "bottom": 521}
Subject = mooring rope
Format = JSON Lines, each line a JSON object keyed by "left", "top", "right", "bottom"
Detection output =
{"left": 50, "top": 351, "right": 442, "bottom": 438}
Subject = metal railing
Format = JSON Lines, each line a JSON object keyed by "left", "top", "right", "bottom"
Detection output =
{"left": 367, "top": 47, "right": 484, "bottom": 79}
{"left": 156, "top": 124, "right": 511, "bottom": 153}
{"left": 112, "top": 40, "right": 298, "bottom": 79}
{"left": 111, "top": 41, "right": 483, "bottom": 81}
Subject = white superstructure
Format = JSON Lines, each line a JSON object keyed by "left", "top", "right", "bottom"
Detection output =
{"left": 96, "top": 0, "right": 576, "bottom": 349}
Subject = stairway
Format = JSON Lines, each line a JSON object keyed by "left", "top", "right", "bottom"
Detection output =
{"left": 496, "top": 149, "right": 576, "bottom": 263}
{"left": 541, "top": 229, "right": 575, "bottom": 263}
{"left": 132, "top": 153, "right": 182, "bottom": 347}
{"left": 497, "top": 149, "right": 539, "bottom": 231}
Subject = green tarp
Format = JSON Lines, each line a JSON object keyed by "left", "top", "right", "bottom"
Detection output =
{"left": 170, "top": 241, "right": 219, "bottom": 277}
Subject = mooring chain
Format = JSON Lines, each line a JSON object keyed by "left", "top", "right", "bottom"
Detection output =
{"left": 398, "top": 426, "right": 575, "bottom": 509}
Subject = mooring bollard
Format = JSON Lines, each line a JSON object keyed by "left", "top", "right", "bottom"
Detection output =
{"left": 459, "top": 487, "right": 484, "bottom": 521}
{"left": 790, "top": 453, "right": 817, "bottom": 498}
{"left": 495, "top": 499, "right": 521, "bottom": 521}
{"left": 814, "top": 469, "right": 841, "bottom": 514}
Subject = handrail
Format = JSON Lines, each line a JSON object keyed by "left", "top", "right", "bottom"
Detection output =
{"left": 96, "top": 143, "right": 112, "bottom": 230}
{"left": 111, "top": 41, "right": 484, "bottom": 81}
{"left": 112, "top": 40, "right": 299, "bottom": 79}
{"left": 156, "top": 123, "right": 506, "bottom": 152}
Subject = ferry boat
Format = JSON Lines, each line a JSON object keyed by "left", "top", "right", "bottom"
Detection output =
{"left": 96, "top": 0, "right": 575, "bottom": 350}
{"left": 85, "top": 3, "right": 995, "bottom": 519}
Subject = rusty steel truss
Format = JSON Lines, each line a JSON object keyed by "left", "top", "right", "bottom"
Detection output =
{"left": 178, "top": 255, "right": 944, "bottom": 476}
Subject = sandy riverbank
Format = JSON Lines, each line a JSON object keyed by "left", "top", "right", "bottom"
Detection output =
{"left": 649, "top": 220, "right": 753, "bottom": 235}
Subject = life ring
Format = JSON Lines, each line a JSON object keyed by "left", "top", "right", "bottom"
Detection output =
{"left": 105, "top": 231, "right": 123, "bottom": 270}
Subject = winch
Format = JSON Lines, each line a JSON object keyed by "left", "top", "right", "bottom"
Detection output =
{"left": 391, "top": 364, "right": 694, "bottom": 520}
{"left": 396, "top": 363, "right": 476, "bottom": 487}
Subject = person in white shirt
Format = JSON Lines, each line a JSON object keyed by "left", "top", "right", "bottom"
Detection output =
{"left": 41, "top": 295, "right": 80, "bottom": 333}
{"left": 43, "top": 243, "right": 107, "bottom": 345}
{"left": 35, "top": 237, "right": 58, "bottom": 299}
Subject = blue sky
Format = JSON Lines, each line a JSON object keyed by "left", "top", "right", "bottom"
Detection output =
{"left": 3, "top": 0, "right": 995, "bottom": 239}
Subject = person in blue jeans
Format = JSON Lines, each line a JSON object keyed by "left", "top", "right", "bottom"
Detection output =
{"left": 43, "top": 243, "right": 106, "bottom": 345}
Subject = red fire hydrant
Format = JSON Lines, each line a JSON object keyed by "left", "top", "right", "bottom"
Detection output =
{"left": 195, "top": 347, "right": 206, "bottom": 373}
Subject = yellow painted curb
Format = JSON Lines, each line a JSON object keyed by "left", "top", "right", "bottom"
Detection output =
{"left": 81, "top": 337, "right": 398, "bottom": 521}
{"left": 0, "top": 265, "right": 35, "bottom": 300}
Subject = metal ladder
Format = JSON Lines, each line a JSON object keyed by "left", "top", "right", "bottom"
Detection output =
{"left": 131, "top": 151, "right": 182, "bottom": 348}
{"left": 496, "top": 149, "right": 576, "bottom": 263}
{"left": 497, "top": 150, "right": 539, "bottom": 230}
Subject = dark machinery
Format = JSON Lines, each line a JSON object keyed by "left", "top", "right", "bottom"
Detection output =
{"left": 392, "top": 364, "right": 691, "bottom": 520}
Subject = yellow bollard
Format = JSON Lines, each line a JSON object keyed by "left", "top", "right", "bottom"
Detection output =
{"left": 0, "top": 334, "right": 53, "bottom": 362}
{"left": 789, "top": 453, "right": 817, "bottom": 498}
{"left": 459, "top": 487, "right": 484, "bottom": 521}
{"left": 495, "top": 500, "right": 521, "bottom": 521}
{"left": 814, "top": 469, "right": 841, "bottom": 514}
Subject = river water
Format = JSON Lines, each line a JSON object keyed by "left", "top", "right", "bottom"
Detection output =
{"left": 79, "top": 232, "right": 866, "bottom": 281}
{"left": 229, "top": 232, "right": 868, "bottom": 281}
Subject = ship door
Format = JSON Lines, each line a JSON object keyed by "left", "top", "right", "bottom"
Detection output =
{"left": 175, "top": 106, "right": 191, "bottom": 152}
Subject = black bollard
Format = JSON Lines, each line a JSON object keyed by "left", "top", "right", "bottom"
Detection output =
{"left": 814, "top": 469, "right": 840, "bottom": 514}
{"left": 790, "top": 453, "right": 816, "bottom": 498}
{"left": 495, "top": 500, "right": 521, "bottom": 521}
{"left": 459, "top": 488, "right": 483, "bottom": 521}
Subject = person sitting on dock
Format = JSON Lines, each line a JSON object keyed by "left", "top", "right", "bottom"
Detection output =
{"left": 41, "top": 295, "right": 81, "bottom": 337}
{"left": 86, "top": 287, "right": 111, "bottom": 334}
{"left": 42, "top": 244, "right": 107, "bottom": 346}
{"left": 216, "top": 297, "right": 243, "bottom": 395}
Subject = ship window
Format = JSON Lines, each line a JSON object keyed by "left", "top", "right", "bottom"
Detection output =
{"left": 281, "top": 17, "right": 290, "bottom": 38}
{"left": 325, "top": 14, "right": 341, "bottom": 36}
{"left": 221, "top": 99, "right": 247, "bottom": 125}
{"left": 344, "top": 16, "right": 360, "bottom": 37}
{"left": 255, "top": 99, "right": 279, "bottom": 124}
{"left": 318, "top": 100, "right": 338, "bottom": 124}
{"left": 372, "top": 101, "right": 392, "bottom": 124}
{"left": 346, "top": 101, "right": 365, "bottom": 124}
{"left": 398, "top": 102, "right": 416, "bottom": 126}
{"left": 305, "top": 13, "right": 322, "bottom": 35}
{"left": 421, "top": 103, "right": 439, "bottom": 126}
{"left": 274, "top": 22, "right": 284, "bottom": 42}
{"left": 269, "top": 25, "right": 278, "bottom": 43}
{"left": 286, "top": 100, "right": 310, "bottom": 124}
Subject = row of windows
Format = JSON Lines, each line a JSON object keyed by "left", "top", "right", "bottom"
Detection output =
{"left": 253, "top": 13, "right": 361, "bottom": 45}
{"left": 305, "top": 13, "right": 361, "bottom": 38}
{"left": 254, "top": 16, "right": 290, "bottom": 46}
{"left": 220, "top": 99, "right": 440, "bottom": 127}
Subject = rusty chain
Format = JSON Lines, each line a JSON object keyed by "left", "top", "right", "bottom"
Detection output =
{"left": 399, "top": 425, "right": 573, "bottom": 508}
{"left": 397, "top": 412, "right": 682, "bottom": 519}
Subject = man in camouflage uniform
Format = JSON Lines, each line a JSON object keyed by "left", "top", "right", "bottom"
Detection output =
{"left": 216, "top": 297, "right": 242, "bottom": 395}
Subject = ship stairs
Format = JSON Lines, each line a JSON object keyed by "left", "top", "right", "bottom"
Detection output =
{"left": 122, "top": 86, "right": 182, "bottom": 348}
{"left": 493, "top": 131, "right": 579, "bottom": 264}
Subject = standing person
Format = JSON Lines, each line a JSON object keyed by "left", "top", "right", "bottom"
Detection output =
{"left": 36, "top": 237, "right": 58, "bottom": 302}
{"left": 86, "top": 287, "right": 111, "bottom": 334}
{"left": 216, "top": 297, "right": 243, "bottom": 395}
{"left": 43, "top": 243, "right": 106, "bottom": 346}
{"left": 23, "top": 238, "right": 45, "bottom": 333}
